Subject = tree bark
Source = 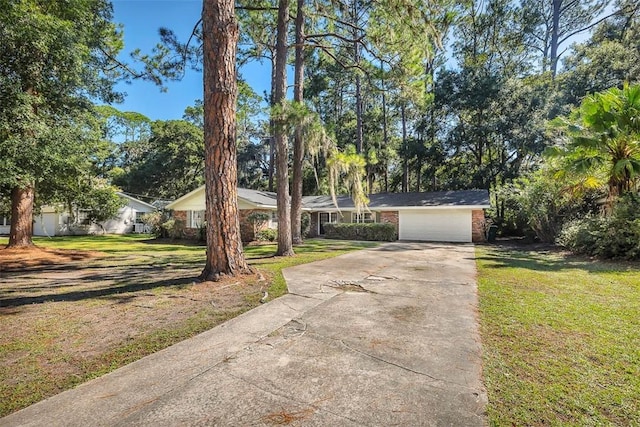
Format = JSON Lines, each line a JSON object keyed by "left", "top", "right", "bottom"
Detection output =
{"left": 291, "top": 0, "right": 305, "bottom": 245}
{"left": 401, "top": 104, "right": 409, "bottom": 192}
{"left": 7, "top": 185, "right": 35, "bottom": 248}
{"left": 274, "top": 0, "right": 294, "bottom": 256}
{"left": 550, "top": 0, "right": 561, "bottom": 77}
{"left": 381, "top": 60, "right": 389, "bottom": 193}
{"left": 352, "top": 0, "right": 364, "bottom": 154}
{"left": 200, "top": 0, "right": 250, "bottom": 281}
{"left": 268, "top": 58, "right": 276, "bottom": 192}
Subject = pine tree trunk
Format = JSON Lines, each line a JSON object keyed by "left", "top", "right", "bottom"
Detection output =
{"left": 291, "top": 0, "right": 305, "bottom": 245}
{"left": 268, "top": 59, "right": 276, "bottom": 192}
{"left": 7, "top": 185, "right": 35, "bottom": 248}
{"left": 550, "top": 0, "right": 561, "bottom": 77}
{"left": 200, "top": 0, "right": 250, "bottom": 281}
{"left": 353, "top": 0, "right": 364, "bottom": 154}
{"left": 274, "top": 0, "right": 294, "bottom": 256}
{"left": 401, "top": 104, "right": 409, "bottom": 193}
{"left": 381, "top": 60, "right": 389, "bottom": 193}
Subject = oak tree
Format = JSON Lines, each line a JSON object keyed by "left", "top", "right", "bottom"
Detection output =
{"left": 0, "top": 0, "right": 124, "bottom": 247}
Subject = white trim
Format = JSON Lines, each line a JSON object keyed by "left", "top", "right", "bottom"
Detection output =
{"left": 165, "top": 185, "right": 206, "bottom": 210}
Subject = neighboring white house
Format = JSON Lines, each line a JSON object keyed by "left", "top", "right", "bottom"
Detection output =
{"left": 166, "top": 186, "right": 491, "bottom": 243}
{"left": 31, "top": 193, "right": 156, "bottom": 237}
{"left": 0, "top": 213, "right": 10, "bottom": 235}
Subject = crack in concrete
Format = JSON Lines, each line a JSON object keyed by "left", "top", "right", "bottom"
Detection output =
{"left": 302, "top": 330, "right": 478, "bottom": 392}
{"left": 278, "top": 299, "right": 302, "bottom": 313}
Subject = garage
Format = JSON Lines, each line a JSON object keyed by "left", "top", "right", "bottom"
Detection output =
{"left": 399, "top": 209, "right": 472, "bottom": 242}
{"left": 33, "top": 212, "right": 58, "bottom": 237}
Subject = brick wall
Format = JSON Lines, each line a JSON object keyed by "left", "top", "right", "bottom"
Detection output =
{"left": 471, "top": 209, "right": 486, "bottom": 243}
{"left": 379, "top": 211, "right": 399, "bottom": 240}
{"left": 239, "top": 209, "right": 271, "bottom": 242}
{"left": 172, "top": 210, "right": 197, "bottom": 239}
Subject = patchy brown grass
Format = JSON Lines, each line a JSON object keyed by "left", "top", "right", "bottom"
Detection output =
{"left": 0, "top": 245, "right": 104, "bottom": 270}
{"left": 0, "top": 235, "right": 377, "bottom": 417}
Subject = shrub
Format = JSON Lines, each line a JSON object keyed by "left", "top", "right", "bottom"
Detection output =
{"left": 141, "top": 211, "right": 166, "bottom": 237}
{"left": 301, "top": 212, "right": 311, "bottom": 237}
{"left": 558, "top": 194, "right": 640, "bottom": 259}
{"left": 323, "top": 223, "right": 397, "bottom": 241}
{"left": 161, "top": 218, "right": 186, "bottom": 240}
{"left": 256, "top": 228, "right": 277, "bottom": 242}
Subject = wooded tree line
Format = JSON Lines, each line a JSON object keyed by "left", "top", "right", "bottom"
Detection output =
{"left": 2, "top": 0, "right": 639, "bottom": 274}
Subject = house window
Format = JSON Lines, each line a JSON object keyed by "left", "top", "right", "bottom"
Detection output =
{"left": 135, "top": 211, "right": 145, "bottom": 224}
{"left": 271, "top": 211, "right": 278, "bottom": 223}
{"left": 75, "top": 210, "right": 90, "bottom": 225}
{"left": 318, "top": 212, "right": 338, "bottom": 235}
{"left": 351, "top": 212, "right": 375, "bottom": 223}
{"left": 188, "top": 210, "right": 205, "bottom": 228}
{"left": 1, "top": 214, "right": 10, "bottom": 226}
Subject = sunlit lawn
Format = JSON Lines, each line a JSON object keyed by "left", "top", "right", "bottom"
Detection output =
{"left": 0, "top": 234, "right": 377, "bottom": 417}
{"left": 476, "top": 245, "right": 640, "bottom": 426}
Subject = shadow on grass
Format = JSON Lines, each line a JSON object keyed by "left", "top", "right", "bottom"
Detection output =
{"left": 0, "top": 272, "right": 199, "bottom": 308}
{"left": 478, "top": 243, "right": 640, "bottom": 273}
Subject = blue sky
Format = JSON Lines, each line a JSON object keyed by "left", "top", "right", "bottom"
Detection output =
{"left": 110, "top": 0, "right": 271, "bottom": 121}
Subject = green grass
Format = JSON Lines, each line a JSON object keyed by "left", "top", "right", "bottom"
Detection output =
{"left": 476, "top": 245, "right": 640, "bottom": 426}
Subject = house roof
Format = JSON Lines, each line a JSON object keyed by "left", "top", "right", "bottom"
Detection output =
{"left": 167, "top": 186, "right": 490, "bottom": 211}
{"left": 116, "top": 192, "right": 157, "bottom": 210}
{"left": 238, "top": 188, "right": 278, "bottom": 207}
{"left": 302, "top": 189, "right": 491, "bottom": 210}
{"left": 165, "top": 186, "right": 278, "bottom": 210}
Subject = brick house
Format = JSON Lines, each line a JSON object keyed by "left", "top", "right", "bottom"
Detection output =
{"left": 166, "top": 187, "right": 490, "bottom": 243}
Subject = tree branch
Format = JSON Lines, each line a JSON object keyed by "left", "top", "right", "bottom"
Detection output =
{"left": 305, "top": 32, "right": 365, "bottom": 44}
{"left": 558, "top": 8, "right": 625, "bottom": 45}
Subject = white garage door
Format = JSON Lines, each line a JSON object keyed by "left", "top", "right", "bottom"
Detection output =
{"left": 33, "top": 213, "right": 58, "bottom": 236}
{"left": 399, "top": 209, "right": 472, "bottom": 242}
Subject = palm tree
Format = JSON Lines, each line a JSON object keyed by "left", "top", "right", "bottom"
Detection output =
{"left": 553, "top": 84, "right": 640, "bottom": 206}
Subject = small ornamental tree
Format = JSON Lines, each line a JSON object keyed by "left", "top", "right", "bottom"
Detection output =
{"left": 246, "top": 211, "right": 270, "bottom": 241}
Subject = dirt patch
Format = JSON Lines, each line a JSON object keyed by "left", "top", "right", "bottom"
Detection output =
{"left": 0, "top": 245, "right": 103, "bottom": 270}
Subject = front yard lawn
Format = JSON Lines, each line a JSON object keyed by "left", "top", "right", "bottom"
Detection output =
{"left": 477, "top": 244, "right": 640, "bottom": 425}
{"left": 0, "top": 235, "right": 377, "bottom": 417}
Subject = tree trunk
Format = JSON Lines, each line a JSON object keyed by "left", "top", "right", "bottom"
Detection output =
{"left": 200, "top": 0, "right": 250, "bottom": 281}
{"left": 291, "top": 0, "right": 305, "bottom": 245}
{"left": 381, "top": 60, "right": 389, "bottom": 193}
{"left": 274, "top": 0, "right": 294, "bottom": 256}
{"left": 353, "top": 0, "right": 364, "bottom": 154}
{"left": 550, "top": 0, "right": 561, "bottom": 77}
{"left": 7, "top": 185, "right": 35, "bottom": 248}
{"left": 268, "top": 58, "right": 276, "bottom": 192}
{"left": 401, "top": 104, "right": 409, "bottom": 192}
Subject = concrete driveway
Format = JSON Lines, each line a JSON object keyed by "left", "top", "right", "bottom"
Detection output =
{"left": 2, "top": 242, "right": 487, "bottom": 426}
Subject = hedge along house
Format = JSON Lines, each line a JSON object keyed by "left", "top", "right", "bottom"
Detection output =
{"left": 165, "top": 186, "right": 279, "bottom": 241}
{"left": 167, "top": 186, "right": 490, "bottom": 243}
{"left": 28, "top": 193, "right": 156, "bottom": 237}
{"left": 304, "top": 190, "right": 491, "bottom": 243}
